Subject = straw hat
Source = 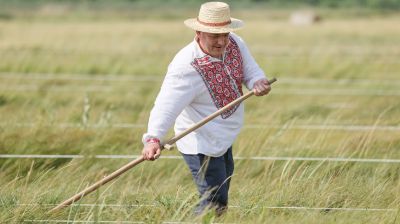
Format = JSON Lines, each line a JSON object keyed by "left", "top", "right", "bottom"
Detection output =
{"left": 184, "top": 2, "right": 244, "bottom": 34}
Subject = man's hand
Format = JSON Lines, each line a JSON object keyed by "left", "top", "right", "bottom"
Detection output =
{"left": 253, "top": 78, "right": 271, "bottom": 96}
{"left": 142, "top": 143, "right": 161, "bottom": 161}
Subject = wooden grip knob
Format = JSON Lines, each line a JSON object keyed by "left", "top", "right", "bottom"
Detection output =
{"left": 163, "top": 144, "right": 174, "bottom": 150}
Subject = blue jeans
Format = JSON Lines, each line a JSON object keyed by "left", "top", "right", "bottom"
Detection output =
{"left": 181, "top": 147, "right": 234, "bottom": 215}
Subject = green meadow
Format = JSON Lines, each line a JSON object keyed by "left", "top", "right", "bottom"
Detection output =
{"left": 0, "top": 5, "right": 399, "bottom": 223}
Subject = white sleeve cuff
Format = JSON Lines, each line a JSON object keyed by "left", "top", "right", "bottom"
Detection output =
{"left": 142, "top": 134, "right": 160, "bottom": 146}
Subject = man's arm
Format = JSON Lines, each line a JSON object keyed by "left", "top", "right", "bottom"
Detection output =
{"left": 142, "top": 65, "right": 197, "bottom": 161}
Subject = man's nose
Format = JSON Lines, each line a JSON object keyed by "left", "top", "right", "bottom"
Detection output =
{"left": 217, "top": 36, "right": 227, "bottom": 46}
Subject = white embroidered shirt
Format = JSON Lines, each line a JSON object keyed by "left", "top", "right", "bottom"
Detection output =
{"left": 142, "top": 33, "right": 267, "bottom": 157}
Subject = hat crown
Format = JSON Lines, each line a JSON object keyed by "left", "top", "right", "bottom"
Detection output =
{"left": 184, "top": 1, "right": 243, "bottom": 33}
{"left": 198, "top": 2, "right": 231, "bottom": 25}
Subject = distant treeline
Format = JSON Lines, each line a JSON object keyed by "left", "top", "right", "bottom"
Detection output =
{"left": 1, "top": 0, "right": 400, "bottom": 9}
{"left": 272, "top": 0, "right": 400, "bottom": 9}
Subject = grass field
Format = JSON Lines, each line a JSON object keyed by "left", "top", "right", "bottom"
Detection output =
{"left": 0, "top": 7, "right": 400, "bottom": 223}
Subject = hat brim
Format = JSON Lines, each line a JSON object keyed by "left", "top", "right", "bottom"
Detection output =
{"left": 184, "top": 17, "right": 244, "bottom": 33}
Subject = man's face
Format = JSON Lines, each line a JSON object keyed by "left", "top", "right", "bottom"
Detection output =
{"left": 196, "top": 31, "right": 229, "bottom": 58}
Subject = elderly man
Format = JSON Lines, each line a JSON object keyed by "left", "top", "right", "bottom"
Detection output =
{"left": 142, "top": 2, "right": 271, "bottom": 215}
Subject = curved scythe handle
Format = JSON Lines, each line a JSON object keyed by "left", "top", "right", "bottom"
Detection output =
{"left": 50, "top": 77, "right": 277, "bottom": 213}
{"left": 162, "top": 77, "right": 277, "bottom": 149}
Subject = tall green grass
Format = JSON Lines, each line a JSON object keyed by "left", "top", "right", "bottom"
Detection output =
{"left": 0, "top": 9, "right": 399, "bottom": 223}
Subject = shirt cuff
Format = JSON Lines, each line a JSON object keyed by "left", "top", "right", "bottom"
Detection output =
{"left": 142, "top": 134, "right": 161, "bottom": 146}
{"left": 248, "top": 76, "right": 267, "bottom": 90}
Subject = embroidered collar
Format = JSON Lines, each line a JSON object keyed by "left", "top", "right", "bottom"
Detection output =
{"left": 191, "top": 35, "right": 244, "bottom": 119}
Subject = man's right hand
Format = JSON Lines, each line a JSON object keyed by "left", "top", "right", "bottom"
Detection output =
{"left": 142, "top": 143, "right": 161, "bottom": 161}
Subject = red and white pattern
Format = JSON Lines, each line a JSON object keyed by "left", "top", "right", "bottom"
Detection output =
{"left": 191, "top": 36, "right": 243, "bottom": 119}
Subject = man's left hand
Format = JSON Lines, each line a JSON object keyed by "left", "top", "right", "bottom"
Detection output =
{"left": 253, "top": 79, "right": 271, "bottom": 96}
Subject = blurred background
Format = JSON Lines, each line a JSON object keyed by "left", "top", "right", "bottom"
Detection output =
{"left": 1, "top": 0, "right": 399, "bottom": 77}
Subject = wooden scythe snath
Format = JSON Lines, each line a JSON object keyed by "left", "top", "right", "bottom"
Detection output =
{"left": 49, "top": 78, "right": 277, "bottom": 213}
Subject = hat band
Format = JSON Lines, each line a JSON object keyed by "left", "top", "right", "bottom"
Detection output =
{"left": 197, "top": 17, "right": 231, "bottom": 27}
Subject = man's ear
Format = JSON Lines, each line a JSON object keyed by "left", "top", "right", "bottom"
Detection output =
{"left": 195, "top": 31, "right": 201, "bottom": 41}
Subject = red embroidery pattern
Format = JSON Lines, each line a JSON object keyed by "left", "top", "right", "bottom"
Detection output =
{"left": 191, "top": 36, "right": 243, "bottom": 119}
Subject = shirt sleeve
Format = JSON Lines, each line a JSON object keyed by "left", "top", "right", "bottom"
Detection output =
{"left": 142, "top": 64, "right": 197, "bottom": 144}
{"left": 234, "top": 34, "right": 267, "bottom": 90}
